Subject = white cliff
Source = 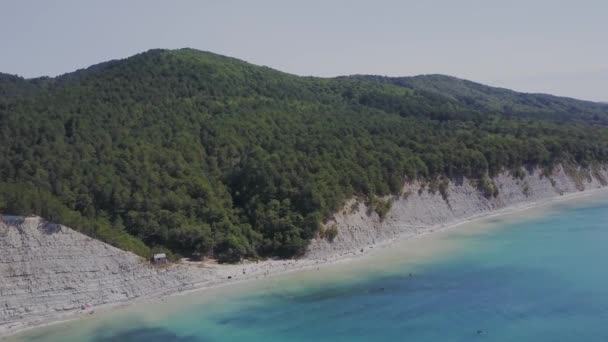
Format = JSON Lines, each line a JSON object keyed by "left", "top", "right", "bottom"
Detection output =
{"left": 306, "top": 165, "right": 608, "bottom": 259}
{"left": 0, "top": 216, "right": 213, "bottom": 333}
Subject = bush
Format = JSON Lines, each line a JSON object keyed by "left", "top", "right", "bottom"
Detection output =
{"left": 374, "top": 198, "right": 393, "bottom": 220}
{"left": 477, "top": 176, "right": 499, "bottom": 198}
{"left": 324, "top": 224, "right": 339, "bottom": 242}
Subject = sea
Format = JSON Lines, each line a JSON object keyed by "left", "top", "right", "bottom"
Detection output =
{"left": 8, "top": 193, "right": 608, "bottom": 342}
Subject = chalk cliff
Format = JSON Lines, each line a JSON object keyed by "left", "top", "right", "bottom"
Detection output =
{"left": 306, "top": 165, "right": 608, "bottom": 259}
{"left": 0, "top": 216, "right": 211, "bottom": 332}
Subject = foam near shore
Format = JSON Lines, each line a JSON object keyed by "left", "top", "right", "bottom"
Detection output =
{"left": 2, "top": 164, "right": 608, "bottom": 338}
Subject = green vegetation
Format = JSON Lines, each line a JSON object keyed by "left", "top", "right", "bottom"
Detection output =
{"left": 320, "top": 224, "right": 339, "bottom": 242}
{"left": 348, "top": 74, "right": 608, "bottom": 125}
{"left": 476, "top": 175, "right": 500, "bottom": 198}
{"left": 1, "top": 48, "right": 608, "bottom": 261}
{"left": 373, "top": 198, "right": 393, "bottom": 220}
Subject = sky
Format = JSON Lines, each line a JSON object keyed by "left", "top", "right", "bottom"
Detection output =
{"left": 0, "top": 0, "right": 606, "bottom": 102}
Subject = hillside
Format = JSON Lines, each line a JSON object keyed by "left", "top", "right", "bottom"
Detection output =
{"left": 346, "top": 74, "right": 608, "bottom": 125}
{"left": 1, "top": 48, "right": 608, "bottom": 262}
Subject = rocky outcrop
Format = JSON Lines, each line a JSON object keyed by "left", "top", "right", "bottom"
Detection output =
{"left": 307, "top": 165, "right": 608, "bottom": 259}
{"left": 0, "top": 216, "right": 211, "bottom": 331}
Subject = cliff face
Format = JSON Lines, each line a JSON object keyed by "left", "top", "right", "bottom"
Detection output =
{"left": 307, "top": 165, "right": 608, "bottom": 259}
{"left": 0, "top": 217, "right": 210, "bottom": 331}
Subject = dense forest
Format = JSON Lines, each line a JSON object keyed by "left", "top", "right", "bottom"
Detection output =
{"left": 1, "top": 48, "right": 608, "bottom": 262}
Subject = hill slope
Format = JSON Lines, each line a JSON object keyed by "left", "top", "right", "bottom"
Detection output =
{"left": 1, "top": 48, "right": 608, "bottom": 261}
{"left": 346, "top": 74, "right": 608, "bottom": 125}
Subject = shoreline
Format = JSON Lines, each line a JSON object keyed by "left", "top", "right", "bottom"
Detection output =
{"left": 3, "top": 186, "right": 608, "bottom": 339}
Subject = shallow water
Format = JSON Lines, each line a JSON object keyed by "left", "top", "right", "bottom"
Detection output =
{"left": 10, "top": 195, "right": 608, "bottom": 341}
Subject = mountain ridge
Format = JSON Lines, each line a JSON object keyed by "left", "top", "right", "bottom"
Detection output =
{"left": 1, "top": 49, "right": 604, "bottom": 105}
{"left": 3, "top": 48, "right": 607, "bottom": 120}
{"left": 344, "top": 73, "right": 608, "bottom": 124}
{"left": 1, "top": 48, "right": 608, "bottom": 261}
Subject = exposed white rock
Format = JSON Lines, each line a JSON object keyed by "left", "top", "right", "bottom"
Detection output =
{"left": 0, "top": 216, "right": 213, "bottom": 331}
{"left": 306, "top": 165, "right": 608, "bottom": 259}
{"left": 0, "top": 218, "right": 322, "bottom": 336}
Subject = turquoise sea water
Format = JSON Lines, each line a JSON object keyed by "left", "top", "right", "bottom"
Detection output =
{"left": 10, "top": 195, "right": 608, "bottom": 342}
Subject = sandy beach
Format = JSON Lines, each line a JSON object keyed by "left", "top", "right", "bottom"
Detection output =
{"left": 3, "top": 186, "right": 608, "bottom": 340}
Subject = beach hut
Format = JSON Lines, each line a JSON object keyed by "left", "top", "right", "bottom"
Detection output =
{"left": 152, "top": 253, "right": 168, "bottom": 265}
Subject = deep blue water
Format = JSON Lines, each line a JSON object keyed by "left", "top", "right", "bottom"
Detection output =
{"left": 11, "top": 196, "right": 608, "bottom": 341}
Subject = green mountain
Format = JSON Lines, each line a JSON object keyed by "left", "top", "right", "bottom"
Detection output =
{"left": 1, "top": 48, "right": 608, "bottom": 261}
{"left": 346, "top": 74, "right": 608, "bottom": 125}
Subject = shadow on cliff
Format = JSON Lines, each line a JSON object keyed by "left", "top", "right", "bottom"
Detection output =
{"left": 38, "top": 221, "right": 62, "bottom": 235}
{"left": 0, "top": 215, "right": 25, "bottom": 226}
{"left": 0, "top": 216, "right": 61, "bottom": 235}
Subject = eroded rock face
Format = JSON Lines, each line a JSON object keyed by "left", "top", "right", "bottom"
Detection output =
{"left": 0, "top": 217, "right": 209, "bottom": 329}
{"left": 307, "top": 165, "right": 608, "bottom": 259}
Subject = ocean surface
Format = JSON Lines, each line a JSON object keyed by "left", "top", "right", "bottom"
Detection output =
{"left": 10, "top": 194, "right": 608, "bottom": 342}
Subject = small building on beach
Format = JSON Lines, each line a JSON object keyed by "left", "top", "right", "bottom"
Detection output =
{"left": 152, "top": 253, "right": 168, "bottom": 264}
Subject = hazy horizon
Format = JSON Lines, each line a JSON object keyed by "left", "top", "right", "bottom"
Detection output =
{"left": 1, "top": 0, "right": 606, "bottom": 102}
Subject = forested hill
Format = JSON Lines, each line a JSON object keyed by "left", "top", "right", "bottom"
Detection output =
{"left": 1, "top": 48, "right": 608, "bottom": 262}
{"left": 346, "top": 74, "right": 608, "bottom": 125}
{"left": 0, "top": 73, "right": 49, "bottom": 99}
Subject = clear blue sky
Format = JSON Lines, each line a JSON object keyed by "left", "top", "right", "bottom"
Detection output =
{"left": 1, "top": 0, "right": 606, "bottom": 101}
